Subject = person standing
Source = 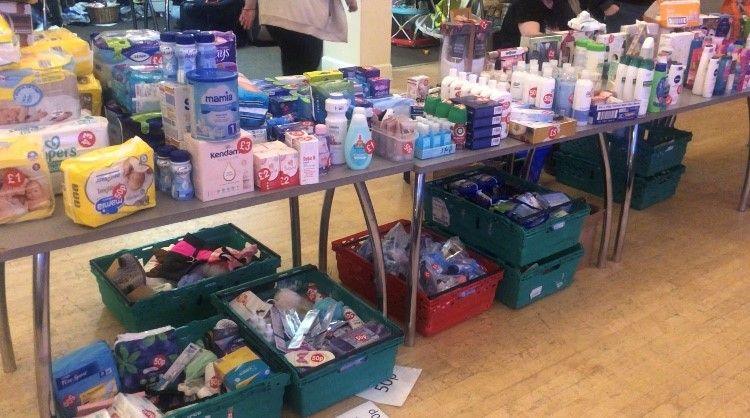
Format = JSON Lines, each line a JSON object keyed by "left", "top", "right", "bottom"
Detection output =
{"left": 494, "top": 0, "right": 576, "bottom": 49}
{"left": 592, "top": 0, "right": 655, "bottom": 33}
{"left": 239, "top": 0, "right": 358, "bottom": 76}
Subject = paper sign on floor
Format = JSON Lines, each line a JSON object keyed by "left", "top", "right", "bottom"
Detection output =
{"left": 336, "top": 401, "right": 389, "bottom": 418}
{"left": 356, "top": 365, "right": 422, "bottom": 407}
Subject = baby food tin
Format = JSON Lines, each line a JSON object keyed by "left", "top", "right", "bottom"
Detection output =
{"left": 187, "top": 68, "right": 240, "bottom": 142}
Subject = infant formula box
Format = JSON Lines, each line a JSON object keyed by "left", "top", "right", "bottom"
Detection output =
{"left": 187, "top": 68, "right": 240, "bottom": 141}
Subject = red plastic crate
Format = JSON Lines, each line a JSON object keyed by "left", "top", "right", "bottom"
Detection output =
{"left": 332, "top": 220, "right": 504, "bottom": 336}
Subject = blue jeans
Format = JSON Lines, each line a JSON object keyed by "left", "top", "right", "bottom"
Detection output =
{"left": 605, "top": 2, "right": 653, "bottom": 33}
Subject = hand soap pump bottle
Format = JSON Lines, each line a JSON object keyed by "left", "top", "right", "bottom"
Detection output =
{"left": 344, "top": 107, "right": 373, "bottom": 170}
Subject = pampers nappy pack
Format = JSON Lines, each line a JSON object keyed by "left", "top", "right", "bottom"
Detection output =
{"left": 23, "top": 28, "right": 93, "bottom": 77}
{"left": 0, "top": 50, "right": 80, "bottom": 129}
{"left": 52, "top": 340, "right": 121, "bottom": 418}
{"left": 0, "top": 116, "right": 110, "bottom": 193}
{"left": 0, "top": 136, "right": 55, "bottom": 224}
{"left": 92, "top": 30, "right": 161, "bottom": 88}
{"left": 183, "top": 131, "right": 254, "bottom": 201}
{"left": 78, "top": 74, "right": 103, "bottom": 116}
{"left": 60, "top": 137, "right": 156, "bottom": 227}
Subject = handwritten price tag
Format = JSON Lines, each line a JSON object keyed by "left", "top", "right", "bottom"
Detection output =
{"left": 336, "top": 401, "right": 389, "bottom": 418}
{"left": 357, "top": 365, "right": 422, "bottom": 407}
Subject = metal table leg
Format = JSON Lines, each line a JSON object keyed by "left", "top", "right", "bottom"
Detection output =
{"left": 739, "top": 97, "right": 750, "bottom": 212}
{"left": 597, "top": 133, "right": 613, "bottom": 268}
{"left": 318, "top": 188, "right": 335, "bottom": 273}
{"left": 354, "top": 182, "right": 387, "bottom": 316}
{"left": 289, "top": 197, "right": 302, "bottom": 267}
{"left": 406, "top": 172, "right": 425, "bottom": 346}
{"left": 0, "top": 262, "right": 16, "bottom": 373}
{"left": 612, "top": 125, "right": 639, "bottom": 263}
{"left": 522, "top": 147, "right": 537, "bottom": 181}
{"left": 33, "top": 252, "right": 52, "bottom": 418}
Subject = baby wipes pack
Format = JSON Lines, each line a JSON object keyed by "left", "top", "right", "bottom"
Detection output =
{"left": 60, "top": 136, "right": 156, "bottom": 228}
{"left": 52, "top": 340, "right": 121, "bottom": 418}
{"left": 0, "top": 136, "right": 55, "bottom": 225}
{"left": 0, "top": 50, "right": 80, "bottom": 128}
{"left": 0, "top": 115, "right": 110, "bottom": 193}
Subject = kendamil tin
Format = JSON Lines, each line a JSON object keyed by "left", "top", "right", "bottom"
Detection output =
{"left": 187, "top": 68, "right": 240, "bottom": 141}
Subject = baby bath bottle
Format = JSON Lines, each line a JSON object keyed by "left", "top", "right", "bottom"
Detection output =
{"left": 344, "top": 107, "right": 374, "bottom": 170}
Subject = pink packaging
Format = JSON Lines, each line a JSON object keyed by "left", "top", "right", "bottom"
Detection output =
{"left": 211, "top": 31, "right": 237, "bottom": 72}
{"left": 285, "top": 130, "right": 319, "bottom": 185}
{"left": 184, "top": 131, "right": 254, "bottom": 201}
{"left": 253, "top": 141, "right": 299, "bottom": 191}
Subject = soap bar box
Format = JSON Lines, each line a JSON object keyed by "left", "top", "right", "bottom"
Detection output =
{"left": 509, "top": 117, "right": 577, "bottom": 144}
{"left": 183, "top": 131, "right": 255, "bottom": 202}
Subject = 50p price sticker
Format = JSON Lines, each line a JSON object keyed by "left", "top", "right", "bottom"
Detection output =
{"left": 336, "top": 401, "right": 389, "bottom": 418}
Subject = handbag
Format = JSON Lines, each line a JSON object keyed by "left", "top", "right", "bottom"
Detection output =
{"left": 259, "top": 0, "right": 348, "bottom": 42}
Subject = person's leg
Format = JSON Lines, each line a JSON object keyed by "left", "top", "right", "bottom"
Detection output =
{"left": 605, "top": 1, "right": 652, "bottom": 33}
{"left": 267, "top": 25, "right": 322, "bottom": 75}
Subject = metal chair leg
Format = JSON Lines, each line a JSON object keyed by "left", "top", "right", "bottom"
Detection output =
{"left": 0, "top": 262, "right": 16, "bottom": 373}
{"left": 354, "top": 182, "right": 387, "bottom": 316}
{"left": 33, "top": 252, "right": 53, "bottom": 417}
{"left": 406, "top": 172, "right": 425, "bottom": 346}
{"left": 597, "top": 134, "right": 613, "bottom": 268}
{"left": 739, "top": 97, "right": 750, "bottom": 212}
{"left": 613, "top": 124, "right": 639, "bottom": 262}
{"left": 318, "top": 189, "right": 335, "bottom": 273}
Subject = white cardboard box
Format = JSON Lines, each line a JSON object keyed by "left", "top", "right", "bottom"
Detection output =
{"left": 183, "top": 131, "right": 254, "bottom": 202}
{"left": 159, "top": 81, "right": 191, "bottom": 147}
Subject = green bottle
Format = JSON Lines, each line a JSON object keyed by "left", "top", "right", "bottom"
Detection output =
{"left": 648, "top": 59, "right": 669, "bottom": 113}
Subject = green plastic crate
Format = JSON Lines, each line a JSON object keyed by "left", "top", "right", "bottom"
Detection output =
{"left": 211, "top": 265, "right": 404, "bottom": 417}
{"left": 90, "top": 224, "right": 281, "bottom": 331}
{"left": 165, "top": 317, "right": 289, "bottom": 418}
{"left": 558, "top": 135, "right": 601, "bottom": 161}
{"left": 496, "top": 244, "right": 583, "bottom": 309}
{"left": 424, "top": 168, "right": 590, "bottom": 267}
{"left": 554, "top": 152, "right": 686, "bottom": 210}
{"left": 608, "top": 127, "right": 691, "bottom": 177}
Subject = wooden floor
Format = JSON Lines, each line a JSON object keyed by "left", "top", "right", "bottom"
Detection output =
{"left": 1, "top": 64, "right": 749, "bottom": 417}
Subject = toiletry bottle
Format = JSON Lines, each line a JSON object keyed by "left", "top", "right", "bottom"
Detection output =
{"left": 448, "top": 105, "right": 467, "bottom": 149}
{"left": 573, "top": 39, "right": 588, "bottom": 68}
{"left": 441, "top": 68, "right": 459, "bottom": 100}
{"left": 692, "top": 44, "right": 715, "bottom": 96}
{"left": 344, "top": 107, "right": 373, "bottom": 170}
{"left": 324, "top": 93, "right": 349, "bottom": 165}
{"left": 155, "top": 144, "right": 176, "bottom": 192}
{"left": 635, "top": 58, "right": 655, "bottom": 116}
{"left": 601, "top": 46, "right": 610, "bottom": 90}
{"left": 482, "top": 79, "right": 497, "bottom": 99}
{"left": 614, "top": 55, "right": 631, "bottom": 98}
{"left": 557, "top": 66, "right": 577, "bottom": 117}
{"left": 586, "top": 42, "right": 606, "bottom": 76}
{"left": 623, "top": 56, "right": 642, "bottom": 100}
{"left": 314, "top": 124, "right": 332, "bottom": 175}
{"left": 640, "top": 37, "right": 655, "bottom": 59}
{"left": 536, "top": 66, "right": 556, "bottom": 109}
{"left": 471, "top": 76, "right": 488, "bottom": 96}
{"left": 684, "top": 35, "right": 705, "bottom": 89}
{"left": 451, "top": 71, "right": 469, "bottom": 99}
{"left": 648, "top": 58, "right": 669, "bottom": 113}
{"left": 510, "top": 61, "right": 526, "bottom": 100}
{"left": 666, "top": 62, "right": 685, "bottom": 106}
{"left": 573, "top": 69, "right": 594, "bottom": 126}
{"left": 702, "top": 56, "right": 720, "bottom": 98}
{"left": 175, "top": 33, "right": 197, "bottom": 83}
{"left": 714, "top": 55, "right": 732, "bottom": 96}
{"left": 497, "top": 72, "right": 510, "bottom": 92}
{"left": 159, "top": 31, "right": 178, "bottom": 80}
{"left": 195, "top": 32, "right": 217, "bottom": 70}
{"left": 464, "top": 73, "right": 479, "bottom": 97}
{"left": 169, "top": 150, "right": 194, "bottom": 201}
{"left": 524, "top": 64, "right": 540, "bottom": 105}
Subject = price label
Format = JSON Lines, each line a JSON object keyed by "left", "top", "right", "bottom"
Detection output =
{"left": 3, "top": 168, "right": 25, "bottom": 187}
{"left": 357, "top": 365, "right": 422, "bottom": 407}
{"left": 336, "top": 401, "right": 389, "bottom": 418}
{"left": 365, "top": 140, "right": 376, "bottom": 155}
{"left": 78, "top": 131, "right": 96, "bottom": 147}
{"left": 237, "top": 137, "right": 252, "bottom": 154}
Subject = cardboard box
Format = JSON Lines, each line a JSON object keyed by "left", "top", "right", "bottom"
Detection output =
{"left": 159, "top": 81, "right": 191, "bottom": 147}
{"left": 520, "top": 34, "right": 562, "bottom": 66}
{"left": 285, "top": 130, "right": 319, "bottom": 185}
{"left": 596, "top": 32, "right": 627, "bottom": 62}
{"left": 589, "top": 100, "right": 639, "bottom": 124}
{"left": 253, "top": 141, "right": 299, "bottom": 191}
{"left": 658, "top": 0, "right": 700, "bottom": 28}
{"left": 406, "top": 75, "right": 429, "bottom": 101}
{"left": 659, "top": 32, "right": 695, "bottom": 67}
{"left": 509, "top": 117, "right": 577, "bottom": 144}
{"left": 184, "top": 132, "right": 254, "bottom": 202}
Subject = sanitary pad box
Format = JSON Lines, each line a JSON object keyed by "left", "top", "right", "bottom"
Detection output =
{"left": 212, "top": 30, "right": 238, "bottom": 72}
{"left": 253, "top": 141, "right": 299, "bottom": 191}
{"left": 52, "top": 340, "right": 120, "bottom": 418}
{"left": 184, "top": 131, "right": 255, "bottom": 202}
{"left": 0, "top": 115, "right": 110, "bottom": 193}
{"left": 159, "top": 81, "right": 191, "bottom": 147}
{"left": 60, "top": 136, "right": 156, "bottom": 228}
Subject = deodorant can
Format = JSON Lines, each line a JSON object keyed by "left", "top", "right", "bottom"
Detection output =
{"left": 666, "top": 63, "right": 685, "bottom": 107}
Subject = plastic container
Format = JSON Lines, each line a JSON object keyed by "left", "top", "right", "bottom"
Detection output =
{"left": 159, "top": 31, "right": 178, "bottom": 80}
{"left": 196, "top": 31, "right": 218, "bottom": 70}
{"left": 163, "top": 316, "right": 289, "bottom": 418}
{"left": 89, "top": 224, "right": 281, "bottom": 331}
{"left": 496, "top": 244, "right": 583, "bottom": 309}
{"left": 423, "top": 168, "right": 590, "bottom": 267}
{"left": 324, "top": 93, "right": 349, "bottom": 165}
{"left": 344, "top": 109, "right": 373, "bottom": 169}
{"left": 332, "top": 220, "right": 504, "bottom": 336}
{"left": 187, "top": 68, "right": 240, "bottom": 142}
{"left": 212, "top": 265, "right": 404, "bottom": 417}
{"left": 372, "top": 124, "right": 416, "bottom": 162}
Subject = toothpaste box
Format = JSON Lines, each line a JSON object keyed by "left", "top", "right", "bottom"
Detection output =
{"left": 184, "top": 131, "right": 255, "bottom": 201}
{"left": 159, "top": 81, "right": 191, "bottom": 147}
{"left": 368, "top": 77, "right": 391, "bottom": 99}
{"left": 253, "top": 141, "right": 299, "bottom": 191}
{"left": 285, "top": 130, "right": 319, "bottom": 185}
{"left": 406, "top": 75, "right": 430, "bottom": 101}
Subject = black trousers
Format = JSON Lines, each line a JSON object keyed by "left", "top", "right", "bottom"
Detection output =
{"left": 266, "top": 25, "right": 323, "bottom": 76}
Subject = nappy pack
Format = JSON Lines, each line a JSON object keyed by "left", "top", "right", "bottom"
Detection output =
{"left": 23, "top": 27, "right": 94, "bottom": 77}
{"left": 92, "top": 29, "right": 161, "bottom": 89}
{"left": 0, "top": 136, "right": 55, "bottom": 224}
{"left": 183, "top": 131, "right": 254, "bottom": 202}
{"left": 60, "top": 136, "right": 156, "bottom": 227}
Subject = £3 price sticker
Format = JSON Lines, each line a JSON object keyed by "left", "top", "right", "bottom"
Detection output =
{"left": 237, "top": 137, "right": 252, "bottom": 154}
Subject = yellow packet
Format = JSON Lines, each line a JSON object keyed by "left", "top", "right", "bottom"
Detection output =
{"left": 60, "top": 136, "right": 156, "bottom": 228}
{"left": 0, "top": 136, "right": 55, "bottom": 224}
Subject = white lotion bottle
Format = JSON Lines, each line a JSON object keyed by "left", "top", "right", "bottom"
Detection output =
{"left": 635, "top": 58, "right": 655, "bottom": 116}
{"left": 536, "top": 66, "right": 556, "bottom": 109}
{"left": 497, "top": 71, "right": 510, "bottom": 92}
{"left": 510, "top": 61, "right": 526, "bottom": 100}
{"left": 573, "top": 69, "right": 594, "bottom": 126}
{"left": 451, "top": 71, "right": 469, "bottom": 99}
{"left": 481, "top": 79, "right": 498, "bottom": 98}
{"left": 524, "top": 65, "right": 540, "bottom": 105}
{"left": 463, "top": 73, "right": 478, "bottom": 97}
{"left": 614, "top": 55, "right": 631, "bottom": 98}
{"left": 441, "top": 68, "right": 458, "bottom": 100}
{"left": 622, "top": 56, "right": 641, "bottom": 101}
{"left": 702, "top": 57, "right": 720, "bottom": 98}
{"left": 692, "top": 45, "right": 715, "bottom": 96}
{"left": 471, "top": 76, "right": 488, "bottom": 96}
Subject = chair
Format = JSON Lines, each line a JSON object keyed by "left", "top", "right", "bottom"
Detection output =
{"left": 391, "top": 0, "right": 438, "bottom": 48}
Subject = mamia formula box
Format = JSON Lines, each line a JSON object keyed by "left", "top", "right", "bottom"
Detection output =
{"left": 187, "top": 68, "right": 240, "bottom": 141}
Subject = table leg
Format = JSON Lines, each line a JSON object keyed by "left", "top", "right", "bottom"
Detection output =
{"left": 406, "top": 172, "right": 425, "bottom": 346}
{"left": 289, "top": 197, "right": 302, "bottom": 267}
{"left": 613, "top": 124, "right": 639, "bottom": 263}
{"left": 33, "top": 252, "right": 52, "bottom": 418}
{"left": 318, "top": 188, "right": 335, "bottom": 273}
{"left": 597, "top": 134, "right": 613, "bottom": 268}
{"left": 0, "top": 262, "right": 16, "bottom": 373}
{"left": 354, "top": 182, "right": 387, "bottom": 316}
{"left": 739, "top": 97, "right": 750, "bottom": 212}
{"left": 523, "top": 147, "right": 537, "bottom": 181}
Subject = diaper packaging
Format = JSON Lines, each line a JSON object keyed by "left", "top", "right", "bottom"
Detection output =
{"left": 0, "top": 14, "right": 20, "bottom": 66}
{"left": 78, "top": 74, "right": 103, "bottom": 116}
{"left": 0, "top": 136, "right": 55, "bottom": 225}
{"left": 92, "top": 29, "right": 161, "bottom": 88}
{"left": 212, "top": 30, "right": 238, "bottom": 72}
{"left": 51, "top": 340, "right": 121, "bottom": 418}
{"left": 60, "top": 136, "right": 156, "bottom": 228}
{"left": 183, "top": 131, "right": 254, "bottom": 202}
{"left": 23, "top": 28, "right": 93, "bottom": 77}
{"left": 110, "top": 64, "right": 163, "bottom": 114}
{"left": 159, "top": 81, "right": 191, "bottom": 147}
{"left": 253, "top": 141, "right": 299, "bottom": 191}
{"left": 0, "top": 50, "right": 80, "bottom": 128}
{"left": 0, "top": 115, "right": 110, "bottom": 193}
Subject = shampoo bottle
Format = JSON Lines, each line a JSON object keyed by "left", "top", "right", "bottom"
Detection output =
{"left": 684, "top": 35, "right": 705, "bottom": 89}
{"left": 441, "top": 68, "right": 459, "bottom": 100}
{"left": 648, "top": 59, "right": 669, "bottom": 113}
{"left": 667, "top": 62, "right": 685, "bottom": 106}
{"left": 556, "top": 66, "right": 577, "bottom": 117}
{"left": 344, "top": 108, "right": 373, "bottom": 170}
{"left": 702, "top": 57, "right": 720, "bottom": 98}
{"left": 623, "top": 57, "right": 642, "bottom": 101}
{"left": 536, "top": 66, "right": 556, "bottom": 109}
{"left": 635, "top": 58, "right": 655, "bottom": 116}
{"left": 572, "top": 69, "right": 594, "bottom": 126}
{"left": 714, "top": 56, "right": 732, "bottom": 96}
{"left": 614, "top": 55, "right": 631, "bottom": 98}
